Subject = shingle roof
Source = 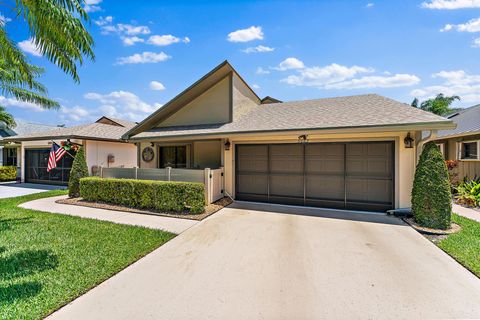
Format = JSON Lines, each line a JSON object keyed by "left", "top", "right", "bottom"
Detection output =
{"left": 3, "top": 118, "right": 136, "bottom": 142}
{"left": 437, "top": 104, "right": 480, "bottom": 139}
{"left": 130, "top": 94, "right": 454, "bottom": 140}
{"left": 0, "top": 121, "right": 60, "bottom": 139}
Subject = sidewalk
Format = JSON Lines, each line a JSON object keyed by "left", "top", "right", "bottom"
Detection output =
{"left": 452, "top": 203, "right": 480, "bottom": 223}
{"left": 20, "top": 195, "right": 198, "bottom": 234}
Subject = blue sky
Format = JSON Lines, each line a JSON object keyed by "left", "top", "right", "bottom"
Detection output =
{"left": 4, "top": 0, "right": 480, "bottom": 126}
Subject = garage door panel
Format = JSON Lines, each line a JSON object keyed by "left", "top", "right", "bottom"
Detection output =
{"left": 269, "top": 144, "right": 303, "bottom": 173}
{"left": 237, "top": 174, "right": 268, "bottom": 195}
{"left": 306, "top": 175, "right": 344, "bottom": 200}
{"left": 305, "top": 144, "right": 344, "bottom": 174}
{"left": 236, "top": 145, "right": 268, "bottom": 172}
{"left": 346, "top": 178, "right": 393, "bottom": 204}
{"left": 270, "top": 174, "right": 303, "bottom": 197}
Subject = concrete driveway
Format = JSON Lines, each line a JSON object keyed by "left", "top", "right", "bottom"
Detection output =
{"left": 0, "top": 182, "right": 64, "bottom": 199}
{"left": 49, "top": 202, "right": 480, "bottom": 319}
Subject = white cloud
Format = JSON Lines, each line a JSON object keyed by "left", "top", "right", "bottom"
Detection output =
{"left": 116, "top": 24, "right": 150, "bottom": 35}
{"left": 227, "top": 26, "right": 264, "bottom": 42}
{"left": 116, "top": 51, "right": 170, "bottom": 65}
{"left": 94, "top": 16, "right": 113, "bottom": 26}
{"left": 366, "top": 3, "right": 375, "bottom": 7}
{"left": 441, "top": 17, "right": 480, "bottom": 32}
{"left": 60, "top": 106, "right": 92, "bottom": 122}
{"left": 422, "top": 0, "right": 480, "bottom": 9}
{"left": 252, "top": 84, "right": 261, "bottom": 89}
{"left": 324, "top": 74, "right": 420, "bottom": 89}
{"left": 473, "top": 37, "right": 480, "bottom": 47}
{"left": 256, "top": 67, "right": 270, "bottom": 75}
{"left": 281, "top": 63, "right": 372, "bottom": 86}
{"left": 410, "top": 70, "right": 480, "bottom": 103}
{"left": 242, "top": 45, "right": 274, "bottom": 53}
{"left": 147, "top": 35, "right": 190, "bottom": 46}
{"left": 149, "top": 81, "right": 166, "bottom": 91}
{"left": 84, "top": 0, "right": 102, "bottom": 12}
{"left": 0, "top": 96, "right": 44, "bottom": 112}
{"left": 84, "top": 90, "right": 161, "bottom": 121}
{"left": 275, "top": 57, "right": 306, "bottom": 71}
{"left": 0, "top": 13, "right": 12, "bottom": 25}
{"left": 122, "top": 36, "right": 144, "bottom": 46}
{"left": 18, "top": 39, "right": 42, "bottom": 57}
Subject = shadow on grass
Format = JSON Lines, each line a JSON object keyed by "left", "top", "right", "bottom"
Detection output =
{"left": 0, "top": 217, "right": 32, "bottom": 232}
{"left": 0, "top": 249, "right": 58, "bottom": 280}
{"left": 0, "top": 281, "right": 42, "bottom": 304}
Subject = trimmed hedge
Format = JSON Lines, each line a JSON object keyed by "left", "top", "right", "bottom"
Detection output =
{"left": 412, "top": 141, "right": 452, "bottom": 230}
{"left": 80, "top": 177, "right": 205, "bottom": 214}
{"left": 0, "top": 166, "right": 17, "bottom": 181}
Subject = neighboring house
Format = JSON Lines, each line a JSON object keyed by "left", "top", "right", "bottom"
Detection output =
{"left": 122, "top": 60, "right": 455, "bottom": 212}
{"left": 4, "top": 116, "right": 137, "bottom": 185}
{"left": 434, "top": 105, "right": 480, "bottom": 180}
{"left": 0, "top": 121, "right": 61, "bottom": 167}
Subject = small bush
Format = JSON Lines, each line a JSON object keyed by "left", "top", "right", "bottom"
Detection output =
{"left": 80, "top": 177, "right": 205, "bottom": 214}
{"left": 455, "top": 177, "right": 480, "bottom": 207}
{"left": 0, "top": 166, "right": 17, "bottom": 181}
{"left": 68, "top": 146, "right": 88, "bottom": 198}
{"left": 412, "top": 141, "right": 452, "bottom": 230}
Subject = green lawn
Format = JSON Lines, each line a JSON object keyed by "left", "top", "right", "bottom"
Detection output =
{"left": 438, "top": 214, "right": 480, "bottom": 278}
{"left": 0, "top": 190, "right": 176, "bottom": 319}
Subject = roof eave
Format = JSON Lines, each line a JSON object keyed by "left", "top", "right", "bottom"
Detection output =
{"left": 126, "top": 120, "right": 456, "bottom": 142}
{"left": 3, "top": 135, "right": 127, "bottom": 143}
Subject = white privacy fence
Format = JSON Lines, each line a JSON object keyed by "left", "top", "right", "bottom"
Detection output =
{"left": 99, "top": 167, "right": 224, "bottom": 204}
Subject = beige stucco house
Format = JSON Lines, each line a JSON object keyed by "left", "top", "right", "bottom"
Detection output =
{"left": 122, "top": 61, "right": 455, "bottom": 212}
{"left": 434, "top": 105, "right": 480, "bottom": 181}
{"left": 4, "top": 116, "right": 137, "bottom": 185}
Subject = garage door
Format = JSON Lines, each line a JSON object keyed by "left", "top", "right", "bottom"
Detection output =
{"left": 25, "top": 148, "right": 75, "bottom": 185}
{"left": 235, "top": 142, "right": 394, "bottom": 212}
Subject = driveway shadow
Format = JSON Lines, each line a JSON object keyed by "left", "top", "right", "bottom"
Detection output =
{"left": 0, "top": 281, "right": 42, "bottom": 304}
{"left": 229, "top": 201, "right": 406, "bottom": 226}
{"left": 0, "top": 249, "right": 58, "bottom": 280}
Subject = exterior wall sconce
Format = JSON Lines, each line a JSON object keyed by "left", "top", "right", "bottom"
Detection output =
{"left": 150, "top": 142, "right": 154, "bottom": 147}
{"left": 224, "top": 139, "right": 231, "bottom": 151}
{"left": 298, "top": 134, "right": 309, "bottom": 144}
{"left": 404, "top": 132, "right": 414, "bottom": 148}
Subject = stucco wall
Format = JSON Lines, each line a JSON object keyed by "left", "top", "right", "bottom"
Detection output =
{"left": 85, "top": 140, "right": 137, "bottom": 174}
{"left": 159, "top": 76, "right": 231, "bottom": 127}
{"left": 193, "top": 140, "right": 221, "bottom": 169}
{"left": 222, "top": 131, "right": 416, "bottom": 209}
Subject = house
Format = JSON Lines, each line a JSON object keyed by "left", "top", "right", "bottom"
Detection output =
{"left": 0, "top": 121, "right": 61, "bottom": 167}
{"left": 434, "top": 105, "right": 480, "bottom": 181}
{"left": 3, "top": 116, "right": 137, "bottom": 185}
{"left": 122, "top": 60, "right": 455, "bottom": 212}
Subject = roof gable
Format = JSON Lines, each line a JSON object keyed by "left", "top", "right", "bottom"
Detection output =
{"left": 124, "top": 60, "right": 260, "bottom": 138}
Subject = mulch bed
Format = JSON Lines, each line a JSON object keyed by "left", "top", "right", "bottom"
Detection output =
{"left": 56, "top": 197, "right": 233, "bottom": 221}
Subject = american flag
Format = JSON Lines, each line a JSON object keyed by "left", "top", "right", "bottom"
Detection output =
{"left": 47, "top": 143, "right": 67, "bottom": 172}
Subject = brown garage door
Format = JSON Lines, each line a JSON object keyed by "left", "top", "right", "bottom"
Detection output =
{"left": 235, "top": 142, "right": 394, "bottom": 212}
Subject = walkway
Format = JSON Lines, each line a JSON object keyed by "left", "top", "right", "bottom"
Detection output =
{"left": 453, "top": 203, "right": 480, "bottom": 222}
{"left": 19, "top": 195, "right": 198, "bottom": 234}
{"left": 0, "top": 182, "right": 65, "bottom": 199}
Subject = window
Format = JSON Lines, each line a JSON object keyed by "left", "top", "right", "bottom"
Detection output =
{"left": 460, "top": 141, "right": 479, "bottom": 160}
{"left": 3, "top": 147, "right": 17, "bottom": 166}
{"left": 436, "top": 143, "right": 445, "bottom": 158}
{"left": 159, "top": 146, "right": 187, "bottom": 168}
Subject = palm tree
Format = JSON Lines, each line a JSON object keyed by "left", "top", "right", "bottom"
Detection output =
{"left": 0, "top": 0, "right": 95, "bottom": 128}
{"left": 0, "top": 106, "right": 16, "bottom": 128}
{"left": 411, "top": 94, "right": 460, "bottom": 116}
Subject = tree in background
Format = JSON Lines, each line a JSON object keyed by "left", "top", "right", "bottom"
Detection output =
{"left": 0, "top": 0, "right": 95, "bottom": 128}
{"left": 411, "top": 94, "right": 460, "bottom": 116}
{"left": 0, "top": 106, "right": 16, "bottom": 128}
{"left": 68, "top": 146, "right": 88, "bottom": 198}
{"left": 411, "top": 142, "right": 452, "bottom": 230}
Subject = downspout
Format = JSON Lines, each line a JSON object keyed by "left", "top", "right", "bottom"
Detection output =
{"left": 415, "top": 129, "right": 438, "bottom": 163}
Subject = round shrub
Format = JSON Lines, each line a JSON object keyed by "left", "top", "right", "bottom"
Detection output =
{"left": 412, "top": 141, "right": 452, "bottom": 229}
{"left": 68, "top": 146, "right": 89, "bottom": 198}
